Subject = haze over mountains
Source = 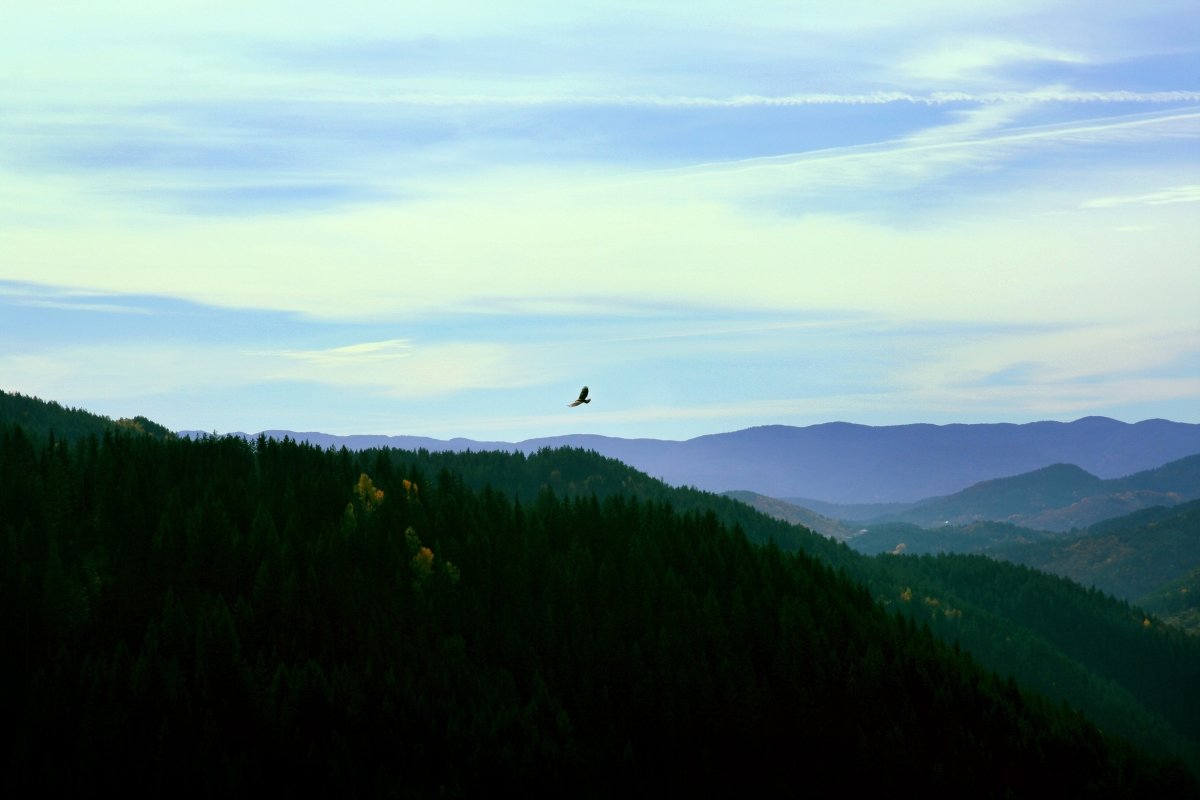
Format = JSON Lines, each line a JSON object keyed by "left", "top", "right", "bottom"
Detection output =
{"left": 192, "top": 417, "right": 1200, "bottom": 505}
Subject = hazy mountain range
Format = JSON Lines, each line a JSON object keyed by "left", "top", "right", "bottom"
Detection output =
{"left": 869, "top": 454, "right": 1200, "bottom": 531}
{"left": 737, "top": 452, "right": 1197, "bottom": 544}
{"left": 187, "top": 417, "right": 1200, "bottom": 505}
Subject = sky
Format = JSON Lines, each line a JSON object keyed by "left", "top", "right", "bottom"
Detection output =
{"left": 2, "top": 1, "right": 1198, "bottom": 440}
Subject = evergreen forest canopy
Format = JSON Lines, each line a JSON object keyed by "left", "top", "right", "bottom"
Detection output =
{"left": 2, "top": 392, "right": 1198, "bottom": 796}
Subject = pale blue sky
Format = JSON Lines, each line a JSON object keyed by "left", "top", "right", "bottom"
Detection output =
{"left": 2, "top": 2, "right": 1198, "bottom": 438}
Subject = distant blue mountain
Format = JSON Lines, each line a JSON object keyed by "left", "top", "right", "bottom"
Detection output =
{"left": 182, "top": 416, "right": 1200, "bottom": 504}
{"left": 875, "top": 454, "right": 1200, "bottom": 531}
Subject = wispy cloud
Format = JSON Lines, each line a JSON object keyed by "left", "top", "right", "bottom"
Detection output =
{"left": 367, "top": 90, "right": 1200, "bottom": 108}
{"left": 1081, "top": 184, "right": 1200, "bottom": 208}
{"left": 1, "top": 281, "right": 162, "bottom": 316}
{"left": 267, "top": 339, "right": 542, "bottom": 398}
{"left": 898, "top": 38, "right": 1090, "bottom": 84}
{"left": 17, "top": 299, "right": 157, "bottom": 315}
{"left": 658, "top": 108, "right": 1200, "bottom": 194}
{"left": 901, "top": 322, "right": 1200, "bottom": 405}
{"left": 278, "top": 339, "right": 413, "bottom": 367}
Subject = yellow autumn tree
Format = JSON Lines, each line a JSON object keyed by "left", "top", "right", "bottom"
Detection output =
{"left": 412, "top": 546, "right": 434, "bottom": 579}
{"left": 403, "top": 525, "right": 458, "bottom": 588}
{"left": 405, "top": 526, "right": 431, "bottom": 585}
{"left": 341, "top": 474, "right": 385, "bottom": 537}
{"left": 355, "top": 473, "right": 384, "bottom": 512}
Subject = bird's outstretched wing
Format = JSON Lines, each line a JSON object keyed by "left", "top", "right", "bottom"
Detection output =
{"left": 568, "top": 386, "right": 590, "bottom": 407}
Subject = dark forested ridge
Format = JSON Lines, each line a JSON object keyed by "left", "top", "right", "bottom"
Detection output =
{"left": 2, "top": 400, "right": 1198, "bottom": 795}
{"left": 0, "top": 389, "right": 173, "bottom": 442}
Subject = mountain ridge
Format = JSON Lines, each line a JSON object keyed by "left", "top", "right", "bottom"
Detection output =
{"left": 182, "top": 416, "right": 1200, "bottom": 504}
{"left": 874, "top": 453, "right": 1200, "bottom": 531}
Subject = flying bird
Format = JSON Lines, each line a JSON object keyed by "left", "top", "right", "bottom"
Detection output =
{"left": 568, "top": 386, "right": 590, "bottom": 407}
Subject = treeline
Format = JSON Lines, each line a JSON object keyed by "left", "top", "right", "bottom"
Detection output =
{"left": 2, "top": 425, "right": 1195, "bottom": 796}
{"left": 369, "top": 444, "right": 818, "bottom": 551}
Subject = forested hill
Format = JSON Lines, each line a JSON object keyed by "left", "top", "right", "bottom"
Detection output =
{"left": 355, "top": 444, "right": 822, "bottom": 553}
{"left": 2, "top": 423, "right": 1196, "bottom": 795}
{"left": 429, "top": 444, "right": 1200, "bottom": 770}
{"left": 0, "top": 389, "right": 173, "bottom": 442}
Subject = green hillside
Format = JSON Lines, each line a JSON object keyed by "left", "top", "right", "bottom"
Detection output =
{"left": 1140, "top": 567, "right": 1200, "bottom": 635}
{"left": 853, "top": 551, "right": 1200, "bottom": 764}
{"left": 726, "top": 496, "right": 1200, "bottom": 764}
{"left": 993, "top": 500, "right": 1200, "bottom": 602}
